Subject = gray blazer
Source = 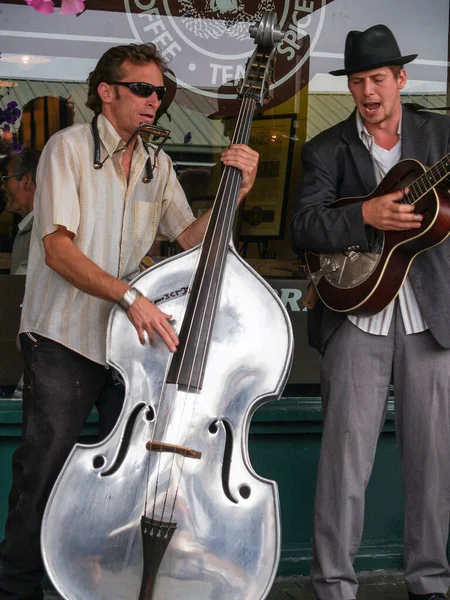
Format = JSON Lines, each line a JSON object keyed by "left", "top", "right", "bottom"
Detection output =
{"left": 291, "top": 105, "right": 450, "bottom": 353}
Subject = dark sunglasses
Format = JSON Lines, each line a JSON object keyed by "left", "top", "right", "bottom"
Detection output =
{"left": 0, "top": 173, "right": 26, "bottom": 183}
{"left": 111, "top": 81, "right": 166, "bottom": 101}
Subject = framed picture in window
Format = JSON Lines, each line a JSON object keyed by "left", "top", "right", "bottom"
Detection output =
{"left": 238, "top": 114, "right": 296, "bottom": 239}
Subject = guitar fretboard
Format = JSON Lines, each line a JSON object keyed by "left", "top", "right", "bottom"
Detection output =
{"left": 407, "top": 153, "right": 450, "bottom": 203}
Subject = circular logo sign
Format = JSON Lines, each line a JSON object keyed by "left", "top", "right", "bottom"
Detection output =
{"left": 125, "top": 0, "right": 327, "bottom": 113}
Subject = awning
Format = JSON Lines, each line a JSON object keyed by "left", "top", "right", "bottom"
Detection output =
{"left": 0, "top": 78, "right": 229, "bottom": 154}
{"left": 1, "top": 79, "right": 448, "bottom": 149}
{"left": 306, "top": 92, "right": 450, "bottom": 140}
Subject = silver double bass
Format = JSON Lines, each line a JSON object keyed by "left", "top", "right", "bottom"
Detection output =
{"left": 42, "top": 11, "right": 293, "bottom": 600}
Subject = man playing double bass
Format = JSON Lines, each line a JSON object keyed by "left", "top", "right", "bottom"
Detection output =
{"left": 291, "top": 24, "right": 450, "bottom": 600}
{"left": 0, "top": 42, "right": 258, "bottom": 600}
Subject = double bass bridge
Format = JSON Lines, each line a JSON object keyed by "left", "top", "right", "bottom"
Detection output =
{"left": 146, "top": 440, "right": 202, "bottom": 460}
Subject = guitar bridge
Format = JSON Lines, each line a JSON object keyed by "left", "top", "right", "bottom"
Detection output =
{"left": 309, "top": 256, "right": 340, "bottom": 285}
{"left": 344, "top": 250, "right": 359, "bottom": 262}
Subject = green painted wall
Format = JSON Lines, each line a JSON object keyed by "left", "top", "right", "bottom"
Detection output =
{"left": 0, "top": 397, "right": 404, "bottom": 577}
{"left": 249, "top": 398, "right": 403, "bottom": 575}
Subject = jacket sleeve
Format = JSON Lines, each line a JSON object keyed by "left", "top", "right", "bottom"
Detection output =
{"left": 290, "top": 141, "right": 372, "bottom": 253}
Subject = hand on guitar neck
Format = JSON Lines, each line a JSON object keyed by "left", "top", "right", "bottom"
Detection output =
{"left": 361, "top": 187, "right": 423, "bottom": 230}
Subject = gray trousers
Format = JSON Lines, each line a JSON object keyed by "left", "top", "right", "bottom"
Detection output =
{"left": 311, "top": 310, "right": 450, "bottom": 600}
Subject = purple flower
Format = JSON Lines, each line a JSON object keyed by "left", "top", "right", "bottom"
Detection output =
{"left": 11, "top": 133, "right": 24, "bottom": 152}
{"left": 0, "top": 101, "right": 22, "bottom": 131}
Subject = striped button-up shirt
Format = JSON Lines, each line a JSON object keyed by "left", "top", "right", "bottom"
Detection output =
{"left": 348, "top": 110, "right": 427, "bottom": 335}
{"left": 20, "top": 114, "right": 196, "bottom": 364}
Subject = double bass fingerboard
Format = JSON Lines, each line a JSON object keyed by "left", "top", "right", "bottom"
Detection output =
{"left": 166, "top": 96, "right": 257, "bottom": 390}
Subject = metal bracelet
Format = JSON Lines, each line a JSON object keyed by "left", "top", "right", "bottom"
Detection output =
{"left": 118, "top": 288, "right": 143, "bottom": 312}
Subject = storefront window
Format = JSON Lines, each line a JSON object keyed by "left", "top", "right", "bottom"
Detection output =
{"left": 0, "top": 0, "right": 448, "bottom": 394}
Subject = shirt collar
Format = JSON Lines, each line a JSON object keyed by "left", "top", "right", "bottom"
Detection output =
{"left": 356, "top": 105, "right": 403, "bottom": 143}
{"left": 18, "top": 210, "right": 34, "bottom": 232}
{"left": 96, "top": 113, "right": 148, "bottom": 160}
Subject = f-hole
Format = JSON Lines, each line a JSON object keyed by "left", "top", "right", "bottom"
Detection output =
{"left": 221, "top": 420, "right": 238, "bottom": 504}
{"left": 145, "top": 406, "right": 155, "bottom": 422}
{"left": 101, "top": 403, "right": 146, "bottom": 476}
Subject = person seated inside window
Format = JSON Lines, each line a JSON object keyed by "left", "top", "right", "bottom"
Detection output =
{"left": 1, "top": 148, "right": 41, "bottom": 274}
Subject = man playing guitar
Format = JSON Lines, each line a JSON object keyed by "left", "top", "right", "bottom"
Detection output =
{"left": 291, "top": 24, "right": 450, "bottom": 600}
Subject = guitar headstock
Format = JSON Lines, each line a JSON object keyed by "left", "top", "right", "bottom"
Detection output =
{"left": 238, "top": 11, "right": 284, "bottom": 106}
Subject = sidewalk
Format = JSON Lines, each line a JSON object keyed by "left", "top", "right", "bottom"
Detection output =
{"left": 44, "top": 570, "right": 408, "bottom": 599}
{"left": 267, "top": 571, "right": 407, "bottom": 599}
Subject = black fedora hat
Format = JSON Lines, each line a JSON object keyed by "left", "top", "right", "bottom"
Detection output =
{"left": 330, "top": 24, "right": 417, "bottom": 76}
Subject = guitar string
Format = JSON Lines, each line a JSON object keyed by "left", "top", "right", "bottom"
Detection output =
{"left": 406, "top": 153, "right": 450, "bottom": 204}
{"left": 308, "top": 152, "right": 450, "bottom": 287}
{"left": 166, "top": 165, "right": 242, "bottom": 524}
{"left": 368, "top": 137, "right": 431, "bottom": 208}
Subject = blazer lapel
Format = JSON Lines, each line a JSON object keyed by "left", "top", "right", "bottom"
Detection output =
{"left": 340, "top": 106, "right": 430, "bottom": 192}
{"left": 401, "top": 106, "right": 429, "bottom": 164}
{"left": 341, "top": 110, "right": 377, "bottom": 194}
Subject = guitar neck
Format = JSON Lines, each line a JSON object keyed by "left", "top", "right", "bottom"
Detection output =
{"left": 408, "top": 152, "right": 450, "bottom": 202}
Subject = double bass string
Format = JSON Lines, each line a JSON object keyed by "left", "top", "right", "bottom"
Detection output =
{"left": 142, "top": 156, "right": 233, "bottom": 525}
{"left": 167, "top": 104, "right": 254, "bottom": 526}
{"left": 144, "top": 93, "right": 256, "bottom": 527}
{"left": 141, "top": 230, "right": 210, "bottom": 520}
{"left": 143, "top": 94, "right": 252, "bottom": 520}
{"left": 170, "top": 94, "right": 255, "bottom": 390}
{"left": 180, "top": 93, "right": 256, "bottom": 387}
{"left": 161, "top": 93, "right": 257, "bottom": 525}
{"left": 144, "top": 91, "right": 257, "bottom": 529}
{"left": 169, "top": 93, "right": 255, "bottom": 400}
{"left": 143, "top": 254, "right": 205, "bottom": 521}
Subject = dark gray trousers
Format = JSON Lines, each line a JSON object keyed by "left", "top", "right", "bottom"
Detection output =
{"left": 0, "top": 333, "right": 125, "bottom": 600}
{"left": 311, "top": 309, "right": 450, "bottom": 600}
